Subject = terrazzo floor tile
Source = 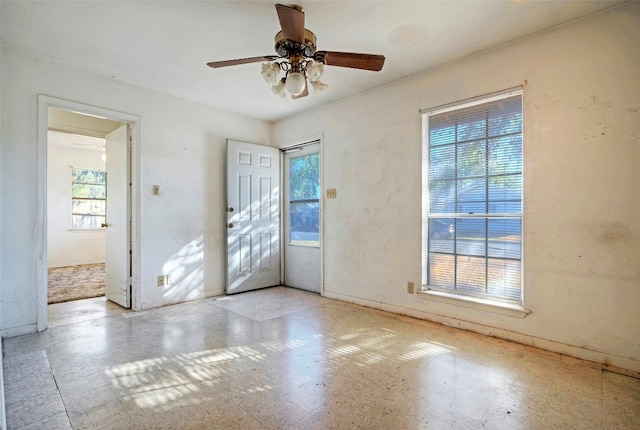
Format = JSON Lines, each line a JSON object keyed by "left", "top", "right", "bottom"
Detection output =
{"left": 48, "top": 296, "right": 132, "bottom": 327}
{"left": 14, "top": 412, "right": 73, "bottom": 430}
{"left": 2, "top": 286, "right": 640, "bottom": 429}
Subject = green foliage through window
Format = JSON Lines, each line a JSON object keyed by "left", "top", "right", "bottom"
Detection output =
{"left": 289, "top": 151, "right": 320, "bottom": 246}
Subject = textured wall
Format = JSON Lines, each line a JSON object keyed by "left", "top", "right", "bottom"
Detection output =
{"left": 274, "top": 4, "right": 640, "bottom": 371}
{"left": 0, "top": 47, "right": 272, "bottom": 334}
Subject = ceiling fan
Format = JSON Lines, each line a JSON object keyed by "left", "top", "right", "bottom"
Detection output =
{"left": 206, "top": 4, "right": 385, "bottom": 99}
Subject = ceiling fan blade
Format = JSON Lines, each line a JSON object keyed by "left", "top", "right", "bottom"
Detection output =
{"left": 315, "top": 51, "right": 385, "bottom": 71}
{"left": 207, "top": 55, "right": 278, "bottom": 68}
{"left": 276, "top": 4, "right": 305, "bottom": 44}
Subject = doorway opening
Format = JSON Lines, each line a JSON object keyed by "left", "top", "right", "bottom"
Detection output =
{"left": 37, "top": 96, "right": 141, "bottom": 330}
{"left": 223, "top": 138, "right": 323, "bottom": 297}
{"left": 283, "top": 140, "right": 322, "bottom": 294}
{"left": 46, "top": 109, "right": 122, "bottom": 306}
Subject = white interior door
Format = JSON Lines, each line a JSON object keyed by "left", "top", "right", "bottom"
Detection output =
{"left": 226, "top": 140, "right": 280, "bottom": 294}
{"left": 284, "top": 142, "right": 321, "bottom": 293}
{"left": 104, "top": 124, "right": 130, "bottom": 307}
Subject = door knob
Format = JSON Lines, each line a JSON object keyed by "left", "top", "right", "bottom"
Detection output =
{"left": 226, "top": 207, "right": 234, "bottom": 213}
{"left": 228, "top": 223, "right": 234, "bottom": 228}
{"left": 101, "top": 223, "right": 109, "bottom": 228}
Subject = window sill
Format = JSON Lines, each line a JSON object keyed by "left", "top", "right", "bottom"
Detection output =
{"left": 417, "top": 289, "right": 530, "bottom": 318}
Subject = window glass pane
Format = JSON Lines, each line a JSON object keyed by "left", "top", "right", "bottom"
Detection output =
{"left": 487, "top": 259, "right": 521, "bottom": 301}
{"left": 456, "top": 219, "right": 486, "bottom": 257}
{"left": 290, "top": 153, "right": 319, "bottom": 201}
{"left": 72, "top": 215, "right": 105, "bottom": 229}
{"left": 457, "top": 140, "right": 486, "bottom": 178}
{"left": 429, "top": 116, "right": 456, "bottom": 146}
{"left": 72, "top": 169, "right": 106, "bottom": 185}
{"left": 487, "top": 96, "right": 522, "bottom": 137}
{"left": 456, "top": 110, "right": 486, "bottom": 141}
{"left": 429, "top": 179, "right": 455, "bottom": 213}
{"left": 290, "top": 201, "right": 319, "bottom": 246}
{"left": 289, "top": 150, "right": 319, "bottom": 247}
{"left": 428, "top": 218, "right": 455, "bottom": 253}
{"left": 456, "top": 255, "right": 486, "bottom": 294}
{"left": 488, "top": 175, "right": 522, "bottom": 213}
{"left": 488, "top": 135, "right": 522, "bottom": 176}
{"left": 72, "top": 184, "right": 106, "bottom": 199}
{"left": 72, "top": 199, "right": 106, "bottom": 216}
{"left": 429, "top": 144, "right": 455, "bottom": 180}
{"left": 428, "top": 253, "right": 455, "bottom": 289}
{"left": 456, "top": 178, "right": 486, "bottom": 213}
{"left": 487, "top": 219, "right": 521, "bottom": 259}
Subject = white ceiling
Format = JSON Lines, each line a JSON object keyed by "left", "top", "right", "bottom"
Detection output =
{"left": 48, "top": 130, "right": 106, "bottom": 152}
{"left": 2, "top": 1, "right": 626, "bottom": 121}
{"left": 49, "top": 108, "right": 123, "bottom": 138}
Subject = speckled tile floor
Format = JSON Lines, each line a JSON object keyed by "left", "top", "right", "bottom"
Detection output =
{"left": 2, "top": 286, "right": 639, "bottom": 429}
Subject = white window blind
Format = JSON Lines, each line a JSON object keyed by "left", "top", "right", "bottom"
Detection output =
{"left": 422, "top": 89, "right": 523, "bottom": 303}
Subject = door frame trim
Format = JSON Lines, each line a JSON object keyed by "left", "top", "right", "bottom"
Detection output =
{"left": 279, "top": 134, "right": 324, "bottom": 296}
{"left": 36, "top": 95, "right": 142, "bottom": 330}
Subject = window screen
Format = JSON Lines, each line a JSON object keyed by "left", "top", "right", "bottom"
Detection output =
{"left": 422, "top": 90, "right": 523, "bottom": 303}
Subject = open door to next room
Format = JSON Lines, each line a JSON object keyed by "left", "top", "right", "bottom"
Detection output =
{"left": 46, "top": 107, "right": 131, "bottom": 311}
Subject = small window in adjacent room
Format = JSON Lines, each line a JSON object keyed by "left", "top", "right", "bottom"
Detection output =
{"left": 422, "top": 89, "right": 523, "bottom": 303}
{"left": 71, "top": 168, "right": 107, "bottom": 229}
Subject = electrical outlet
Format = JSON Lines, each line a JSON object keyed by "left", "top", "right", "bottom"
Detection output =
{"left": 326, "top": 188, "right": 337, "bottom": 199}
{"left": 157, "top": 275, "right": 165, "bottom": 287}
{"left": 407, "top": 281, "right": 415, "bottom": 294}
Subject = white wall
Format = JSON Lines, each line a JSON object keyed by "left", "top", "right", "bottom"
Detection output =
{"left": 47, "top": 135, "right": 106, "bottom": 267}
{"left": 0, "top": 47, "right": 272, "bottom": 335}
{"left": 274, "top": 4, "right": 640, "bottom": 372}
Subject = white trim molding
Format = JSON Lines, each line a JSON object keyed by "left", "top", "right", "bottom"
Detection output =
{"left": 36, "top": 95, "right": 143, "bottom": 332}
{"left": 417, "top": 289, "right": 530, "bottom": 318}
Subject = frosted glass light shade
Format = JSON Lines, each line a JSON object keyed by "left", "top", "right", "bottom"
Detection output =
{"left": 285, "top": 72, "right": 306, "bottom": 96}
{"left": 261, "top": 63, "right": 280, "bottom": 85}
{"left": 307, "top": 62, "right": 324, "bottom": 82}
{"left": 272, "top": 79, "right": 286, "bottom": 98}
{"left": 311, "top": 79, "right": 328, "bottom": 93}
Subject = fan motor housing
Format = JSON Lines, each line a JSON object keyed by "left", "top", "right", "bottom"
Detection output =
{"left": 274, "top": 29, "right": 317, "bottom": 58}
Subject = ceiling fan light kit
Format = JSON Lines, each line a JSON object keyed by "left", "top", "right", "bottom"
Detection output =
{"left": 261, "top": 58, "right": 326, "bottom": 96}
{"left": 207, "top": 3, "right": 385, "bottom": 99}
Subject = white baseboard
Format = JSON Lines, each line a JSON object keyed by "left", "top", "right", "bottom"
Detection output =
{"left": 324, "top": 290, "right": 640, "bottom": 375}
{"left": 0, "top": 324, "right": 38, "bottom": 339}
{"left": 1, "top": 339, "right": 7, "bottom": 430}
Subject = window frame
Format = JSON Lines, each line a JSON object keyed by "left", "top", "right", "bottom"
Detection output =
{"left": 421, "top": 88, "right": 524, "bottom": 305}
{"left": 71, "top": 167, "right": 107, "bottom": 230}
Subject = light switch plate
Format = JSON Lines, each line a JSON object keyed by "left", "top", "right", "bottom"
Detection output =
{"left": 327, "top": 188, "right": 337, "bottom": 199}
